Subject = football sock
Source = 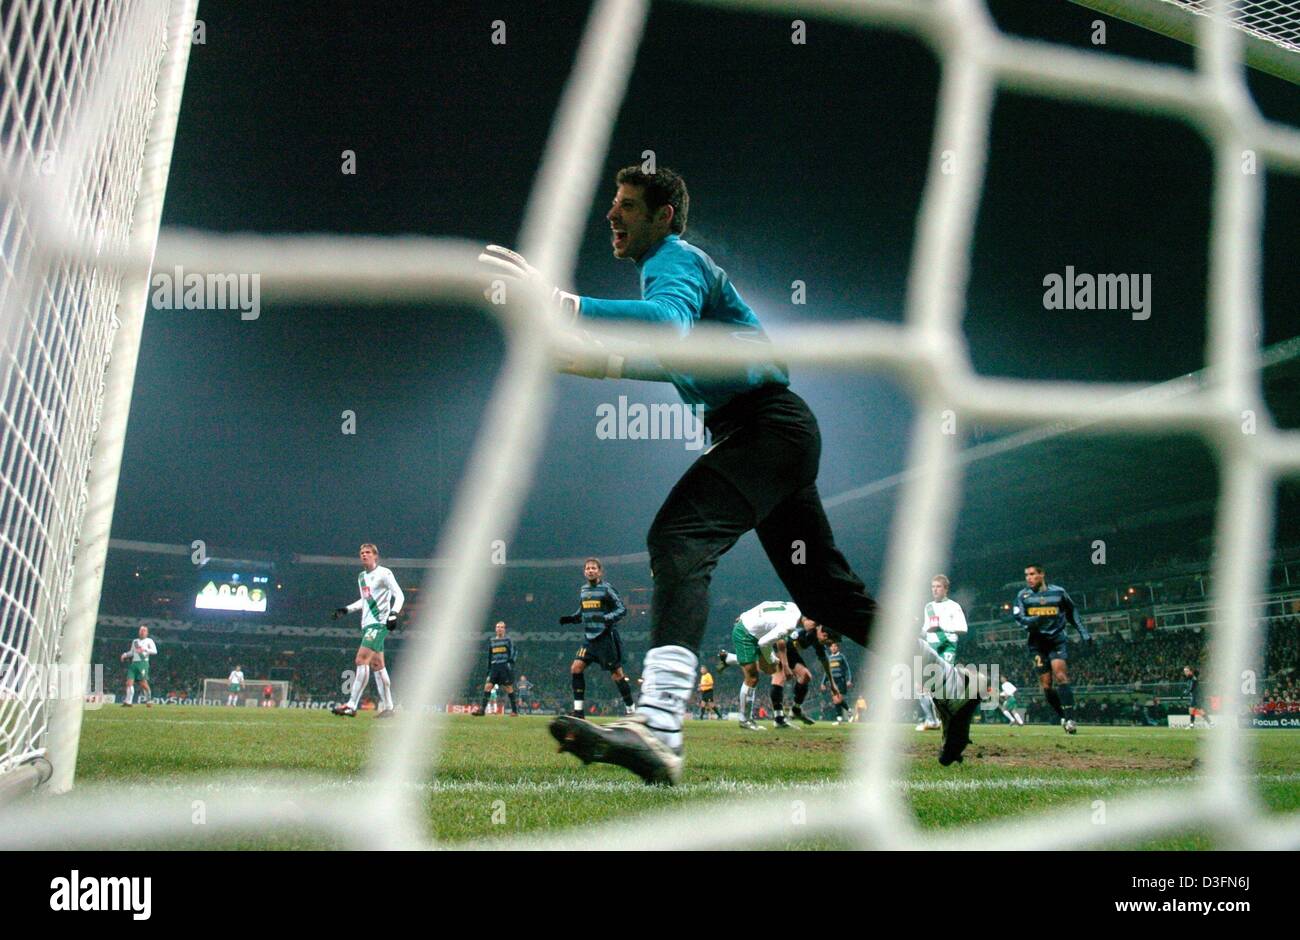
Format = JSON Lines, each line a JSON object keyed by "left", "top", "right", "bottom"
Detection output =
{"left": 480, "top": 689, "right": 491, "bottom": 711}
{"left": 125, "top": 686, "right": 134, "bottom": 705}
{"left": 770, "top": 683, "right": 785, "bottom": 721}
{"left": 508, "top": 691, "right": 518, "bottom": 714}
{"left": 794, "top": 680, "right": 809, "bottom": 706}
{"left": 919, "top": 693, "right": 938, "bottom": 724}
{"left": 741, "top": 683, "right": 757, "bottom": 721}
{"left": 724, "top": 653, "right": 738, "bottom": 666}
{"left": 1058, "top": 683, "right": 1076, "bottom": 721}
{"left": 572, "top": 672, "right": 585, "bottom": 715}
{"left": 375, "top": 668, "right": 393, "bottom": 709}
{"left": 835, "top": 699, "right": 850, "bottom": 718}
{"left": 615, "top": 676, "right": 634, "bottom": 707}
{"left": 1044, "top": 686, "right": 1064, "bottom": 718}
{"left": 349, "top": 664, "right": 370, "bottom": 709}
{"left": 637, "top": 645, "right": 696, "bottom": 753}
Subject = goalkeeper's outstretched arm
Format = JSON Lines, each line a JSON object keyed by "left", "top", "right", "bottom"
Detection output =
{"left": 555, "top": 330, "right": 671, "bottom": 382}
{"left": 477, "top": 244, "right": 681, "bottom": 384}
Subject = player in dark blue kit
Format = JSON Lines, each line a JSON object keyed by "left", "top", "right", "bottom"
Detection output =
{"left": 476, "top": 620, "right": 519, "bottom": 717}
{"left": 560, "top": 558, "right": 634, "bottom": 718}
{"left": 1184, "top": 665, "right": 1203, "bottom": 728}
{"left": 1011, "top": 564, "right": 1091, "bottom": 734}
{"left": 825, "top": 641, "right": 854, "bottom": 723}
{"left": 781, "top": 619, "right": 840, "bottom": 725}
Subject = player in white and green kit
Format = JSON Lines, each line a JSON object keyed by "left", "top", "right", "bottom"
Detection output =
{"left": 331, "top": 543, "right": 405, "bottom": 718}
{"left": 717, "top": 600, "right": 802, "bottom": 730}
{"left": 918, "top": 575, "right": 967, "bottom": 730}
{"left": 227, "top": 665, "right": 244, "bottom": 706}
{"left": 119, "top": 624, "right": 157, "bottom": 707}
{"left": 999, "top": 678, "right": 1024, "bottom": 725}
{"left": 917, "top": 574, "right": 986, "bottom": 765}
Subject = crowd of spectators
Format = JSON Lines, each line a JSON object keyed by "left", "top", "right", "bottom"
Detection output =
{"left": 962, "top": 628, "right": 1209, "bottom": 691}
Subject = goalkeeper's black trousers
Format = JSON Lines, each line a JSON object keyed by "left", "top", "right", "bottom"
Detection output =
{"left": 646, "top": 384, "right": 878, "bottom": 654}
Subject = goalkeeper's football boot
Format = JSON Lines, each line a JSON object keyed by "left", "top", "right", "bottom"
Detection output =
{"left": 773, "top": 717, "right": 796, "bottom": 731}
{"left": 791, "top": 705, "right": 815, "bottom": 726}
{"left": 1064, "top": 719, "right": 1077, "bottom": 735}
{"left": 549, "top": 713, "right": 682, "bottom": 786}
{"left": 937, "top": 698, "right": 978, "bottom": 766}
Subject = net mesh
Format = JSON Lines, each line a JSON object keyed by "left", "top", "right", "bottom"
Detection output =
{"left": 0, "top": 0, "right": 175, "bottom": 775}
{"left": 3, "top": 0, "right": 1300, "bottom": 849}
{"left": 1173, "top": 0, "right": 1300, "bottom": 52}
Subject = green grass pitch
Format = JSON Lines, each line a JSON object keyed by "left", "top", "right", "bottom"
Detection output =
{"left": 62, "top": 707, "right": 1300, "bottom": 849}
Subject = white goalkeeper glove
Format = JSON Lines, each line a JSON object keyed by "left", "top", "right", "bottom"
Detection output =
{"left": 554, "top": 328, "right": 625, "bottom": 379}
{"left": 478, "top": 245, "right": 580, "bottom": 322}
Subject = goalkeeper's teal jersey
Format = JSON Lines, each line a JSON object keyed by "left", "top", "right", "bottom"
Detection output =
{"left": 578, "top": 234, "right": 789, "bottom": 414}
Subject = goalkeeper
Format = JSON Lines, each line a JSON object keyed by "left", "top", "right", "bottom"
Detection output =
{"left": 482, "top": 166, "right": 894, "bottom": 784}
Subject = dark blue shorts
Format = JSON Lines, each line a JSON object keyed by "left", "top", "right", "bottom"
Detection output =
{"left": 487, "top": 664, "right": 514, "bottom": 687}
{"left": 1028, "top": 631, "right": 1068, "bottom": 673}
{"left": 576, "top": 630, "right": 623, "bottom": 672}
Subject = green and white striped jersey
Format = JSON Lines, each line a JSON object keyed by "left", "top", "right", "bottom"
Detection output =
{"left": 127, "top": 637, "right": 157, "bottom": 662}
{"left": 347, "top": 565, "right": 405, "bottom": 628}
{"left": 736, "top": 600, "right": 802, "bottom": 648}
{"left": 923, "top": 598, "right": 967, "bottom": 647}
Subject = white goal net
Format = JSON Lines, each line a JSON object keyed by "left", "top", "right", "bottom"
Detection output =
{"left": 2, "top": 0, "right": 1299, "bottom": 849}
{"left": 0, "top": 0, "right": 196, "bottom": 791}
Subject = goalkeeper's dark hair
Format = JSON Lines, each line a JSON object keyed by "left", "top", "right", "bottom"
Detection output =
{"left": 616, "top": 165, "right": 689, "bottom": 234}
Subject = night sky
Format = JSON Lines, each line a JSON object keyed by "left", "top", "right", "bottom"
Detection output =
{"left": 115, "top": 0, "right": 1300, "bottom": 616}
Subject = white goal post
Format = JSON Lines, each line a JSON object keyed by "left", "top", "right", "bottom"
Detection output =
{"left": 0, "top": 0, "right": 198, "bottom": 796}
{"left": 1, "top": 0, "right": 1299, "bottom": 851}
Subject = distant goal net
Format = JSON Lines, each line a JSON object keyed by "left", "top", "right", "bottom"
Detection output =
{"left": 200, "top": 680, "right": 291, "bottom": 708}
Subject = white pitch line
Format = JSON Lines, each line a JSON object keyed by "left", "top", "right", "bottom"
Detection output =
{"left": 65, "top": 772, "right": 1300, "bottom": 798}
{"left": 86, "top": 717, "right": 303, "bottom": 726}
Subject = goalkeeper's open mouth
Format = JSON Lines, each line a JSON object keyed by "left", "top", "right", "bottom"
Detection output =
{"left": 612, "top": 229, "right": 628, "bottom": 251}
